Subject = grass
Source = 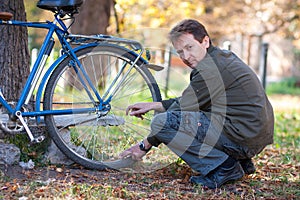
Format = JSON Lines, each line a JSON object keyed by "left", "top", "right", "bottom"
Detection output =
{"left": 266, "top": 77, "right": 300, "bottom": 96}
{"left": 0, "top": 105, "right": 299, "bottom": 199}
{"left": 1, "top": 75, "right": 300, "bottom": 199}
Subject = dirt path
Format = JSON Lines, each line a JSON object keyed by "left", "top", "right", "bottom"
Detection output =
{"left": 0, "top": 164, "right": 126, "bottom": 186}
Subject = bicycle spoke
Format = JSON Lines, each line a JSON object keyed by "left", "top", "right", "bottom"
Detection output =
{"left": 43, "top": 44, "right": 176, "bottom": 171}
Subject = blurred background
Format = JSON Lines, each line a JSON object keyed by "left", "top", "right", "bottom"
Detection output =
{"left": 24, "top": 0, "right": 300, "bottom": 105}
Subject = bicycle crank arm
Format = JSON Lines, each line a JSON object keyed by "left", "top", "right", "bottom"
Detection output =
{"left": 15, "top": 111, "right": 45, "bottom": 143}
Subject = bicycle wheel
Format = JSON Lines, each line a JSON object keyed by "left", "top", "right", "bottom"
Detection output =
{"left": 44, "top": 43, "right": 168, "bottom": 170}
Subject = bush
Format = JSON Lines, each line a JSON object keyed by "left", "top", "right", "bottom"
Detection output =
{"left": 266, "top": 77, "right": 300, "bottom": 95}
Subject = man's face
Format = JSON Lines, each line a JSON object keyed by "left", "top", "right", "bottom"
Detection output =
{"left": 173, "top": 33, "right": 210, "bottom": 68}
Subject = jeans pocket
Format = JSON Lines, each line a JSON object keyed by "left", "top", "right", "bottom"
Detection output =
{"left": 180, "top": 112, "right": 199, "bottom": 137}
{"left": 167, "top": 111, "right": 181, "bottom": 130}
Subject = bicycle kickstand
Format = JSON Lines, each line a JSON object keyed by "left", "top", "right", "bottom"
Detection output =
{"left": 15, "top": 111, "right": 45, "bottom": 144}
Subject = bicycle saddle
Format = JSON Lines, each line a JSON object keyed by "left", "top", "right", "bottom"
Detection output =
{"left": 37, "top": 0, "right": 83, "bottom": 14}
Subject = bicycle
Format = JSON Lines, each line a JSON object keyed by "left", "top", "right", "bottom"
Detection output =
{"left": 0, "top": 0, "right": 166, "bottom": 170}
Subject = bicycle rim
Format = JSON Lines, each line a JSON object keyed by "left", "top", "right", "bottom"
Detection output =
{"left": 44, "top": 44, "right": 176, "bottom": 171}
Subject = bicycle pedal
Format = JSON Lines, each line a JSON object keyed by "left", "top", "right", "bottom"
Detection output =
{"left": 30, "top": 135, "right": 46, "bottom": 145}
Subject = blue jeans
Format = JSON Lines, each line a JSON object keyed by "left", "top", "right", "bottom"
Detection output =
{"left": 147, "top": 111, "right": 257, "bottom": 176}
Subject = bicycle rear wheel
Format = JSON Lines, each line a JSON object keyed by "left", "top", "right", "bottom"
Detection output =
{"left": 44, "top": 44, "right": 166, "bottom": 170}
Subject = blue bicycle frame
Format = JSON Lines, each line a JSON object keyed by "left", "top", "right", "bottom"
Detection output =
{"left": 0, "top": 15, "right": 102, "bottom": 115}
{"left": 0, "top": 13, "right": 147, "bottom": 142}
{"left": 0, "top": 14, "right": 146, "bottom": 115}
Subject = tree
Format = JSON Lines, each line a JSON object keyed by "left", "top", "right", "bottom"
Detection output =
{"left": 0, "top": 0, "right": 113, "bottom": 101}
{"left": 71, "top": 0, "right": 113, "bottom": 35}
{"left": 0, "top": 0, "right": 29, "bottom": 101}
{"left": 24, "top": 0, "right": 52, "bottom": 49}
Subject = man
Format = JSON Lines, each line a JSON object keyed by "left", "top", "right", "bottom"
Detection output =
{"left": 120, "top": 19, "right": 274, "bottom": 189}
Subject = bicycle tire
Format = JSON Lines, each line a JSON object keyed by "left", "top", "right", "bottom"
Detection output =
{"left": 43, "top": 43, "right": 162, "bottom": 170}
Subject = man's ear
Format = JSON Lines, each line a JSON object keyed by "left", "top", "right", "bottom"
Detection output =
{"left": 203, "top": 36, "right": 210, "bottom": 48}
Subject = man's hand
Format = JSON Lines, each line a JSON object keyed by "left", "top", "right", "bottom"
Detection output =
{"left": 126, "top": 102, "right": 165, "bottom": 119}
{"left": 119, "top": 143, "right": 146, "bottom": 160}
{"left": 119, "top": 139, "right": 153, "bottom": 160}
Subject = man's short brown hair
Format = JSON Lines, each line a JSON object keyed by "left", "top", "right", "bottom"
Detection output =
{"left": 169, "top": 19, "right": 211, "bottom": 45}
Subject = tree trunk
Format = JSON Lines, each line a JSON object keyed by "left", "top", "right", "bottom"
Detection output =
{"left": 69, "top": 0, "right": 112, "bottom": 89}
{"left": 0, "top": 0, "right": 30, "bottom": 101}
{"left": 71, "top": 0, "right": 112, "bottom": 35}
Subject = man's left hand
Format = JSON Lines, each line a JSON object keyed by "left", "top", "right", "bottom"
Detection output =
{"left": 119, "top": 143, "right": 146, "bottom": 160}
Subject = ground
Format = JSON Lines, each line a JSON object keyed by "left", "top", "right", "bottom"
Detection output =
{"left": 0, "top": 94, "right": 299, "bottom": 199}
{"left": 0, "top": 153, "right": 299, "bottom": 199}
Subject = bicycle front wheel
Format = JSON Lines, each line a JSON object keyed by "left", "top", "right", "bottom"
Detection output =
{"left": 43, "top": 44, "right": 165, "bottom": 170}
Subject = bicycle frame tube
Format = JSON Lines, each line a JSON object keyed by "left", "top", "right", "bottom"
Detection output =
{"left": 62, "top": 40, "right": 103, "bottom": 105}
{"left": 1, "top": 17, "right": 148, "bottom": 120}
{"left": 23, "top": 107, "right": 98, "bottom": 117}
{"left": 34, "top": 43, "right": 100, "bottom": 116}
{"left": 0, "top": 17, "right": 102, "bottom": 118}
{"left": 0, "top": 19, "right": 65, "bottom": 113}
{"left": 18, "top": 28, "right": 56, "bottom": 109}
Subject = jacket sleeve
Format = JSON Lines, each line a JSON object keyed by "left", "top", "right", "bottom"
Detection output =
{"left": 161, "top": 98, "right": 178, "bottom": 110}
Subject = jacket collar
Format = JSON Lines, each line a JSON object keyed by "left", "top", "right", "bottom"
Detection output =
{"left": 207, "top": 44, "right": 215, "bottom": 54}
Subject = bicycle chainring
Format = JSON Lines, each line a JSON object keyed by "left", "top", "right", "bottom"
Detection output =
{"left": 0, "top": 102, "right": 28, "bottom": 134}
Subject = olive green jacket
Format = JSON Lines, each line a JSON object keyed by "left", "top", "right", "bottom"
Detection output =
{"left": 161, "top": 45, "right": 274, "bottom": 149}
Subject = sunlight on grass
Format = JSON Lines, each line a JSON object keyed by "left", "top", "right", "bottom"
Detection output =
{"left": 254, "top": 110, "right": 299, "bottom": 185}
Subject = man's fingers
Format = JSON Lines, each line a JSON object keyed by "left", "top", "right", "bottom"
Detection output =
{"left": 134, "top": 114, "right": 144, "bottom": 120}
{"left": 119, "top": 143, "right": 146, "bottom": 161}
{"left": 126, "top": 105, "right": 141, "bottom": 115}
{"left": 119, "top": 150, "right": 142, "bottom": 160}
{"left": 119, "top": 150, "right": 131, "bottom": 158}
{"left": 131, "top": 154, "right": 143, "bottom": 161}
{"left": 126, "top": 105, "right": 133, "bottom": 115}
{"left": 130, "top": 108, "right": 147, "bottom": 116}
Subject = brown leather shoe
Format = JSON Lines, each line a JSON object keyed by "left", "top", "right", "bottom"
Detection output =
{"left": 190, "top": 161, "right": 244, "bottom": 189}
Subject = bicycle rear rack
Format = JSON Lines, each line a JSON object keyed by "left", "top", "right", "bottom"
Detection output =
{"left": 67, "top": 34, "right": 143, "bottom": 51}
{"left": 67, "top": 34, "right": 163, "bottom": 71}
